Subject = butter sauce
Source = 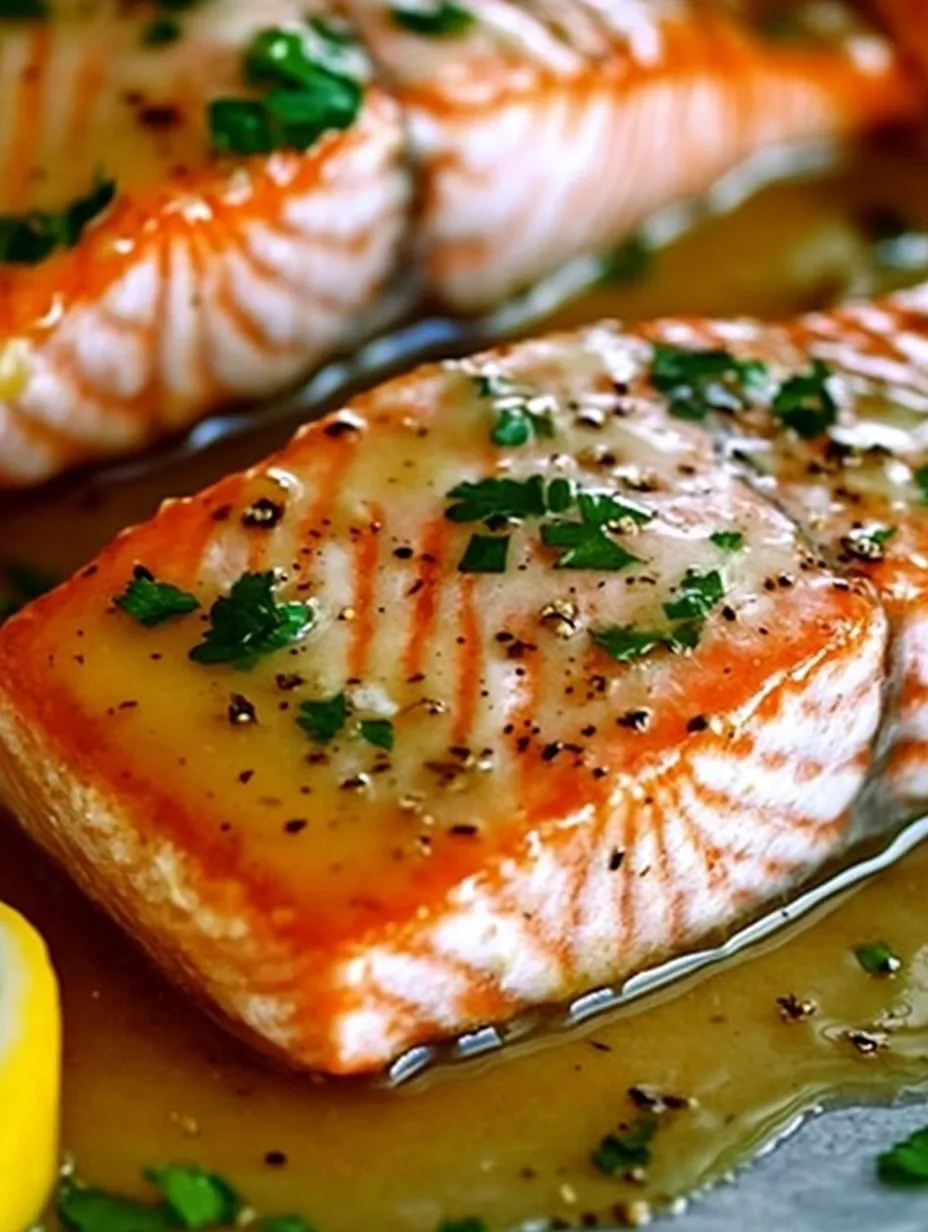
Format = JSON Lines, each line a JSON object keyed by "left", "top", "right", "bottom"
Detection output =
{"left": 5, "top": 144, "right": 928, "bottom": 1229}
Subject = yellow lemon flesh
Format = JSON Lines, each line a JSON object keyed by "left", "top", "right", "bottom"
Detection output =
{"left": 0, "top": 902, "right": 61, "bottom": 1232}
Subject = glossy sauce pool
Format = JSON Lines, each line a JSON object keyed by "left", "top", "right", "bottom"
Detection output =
{"left": 7, "top": 144, "right": 928, "bottom": 1231}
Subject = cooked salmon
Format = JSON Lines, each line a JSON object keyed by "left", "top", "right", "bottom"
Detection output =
{"left": 0, "top": 0, "right": 411, "bottom": 486}
{"left": 0, "top": 323, "right": 889, "bottom": 1073}
{"left": 0, "top": 0, "right": 917, "bottom": 486}
{"left": 345, "top": 0, "right": 919, "bottom": 310}
{"left": 638, "top": 284, "right": 928, "bottom": 818}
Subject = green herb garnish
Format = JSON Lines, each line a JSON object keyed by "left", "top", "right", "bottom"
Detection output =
{"left": 855, "top": 941, "right": 902, "bottom": 976}
{"left": 710, "top": 529, "right": 744, "bottom": 552}
{"left": 477, "top": 373, "right": 555, "bottom": 447}
{"left": 143, "top": 1167, "right": 242, "bottom": 1229}
{"left": 488, "top": 405, "right": 554, "bottom": 449}
{"left": 210, "top": 22, "right": 362, "bottom": 156}
{"left": 599, "top": 233, "right": 651, "bottom": 284}
{"left": 189, "top": 571, "right": 312, "bottom": 669}
{"left": 591, "top": 1113, "right": 658, "bottom": 1176}
{"left": 772, "top": 359, "right": 837, "bottom": 438}
{"left": 296, "top": 692, "right": 348, "bottom": 744}
{"left": 915, "top": 465, "right": 928, "bottom": 503}
{"left": 445, "top": 476, "right": 548, "bottom": 525}
{"left": 0, "top": 176, "right": 116, "bottom": 265}
{"left": 458, "top": 534, "right": 509, "bottom": 574}
{"left": 541, "top": 519, "right": 640, "bottom": 572}
{"left": 142, "top": 17, "right": 182, "bottom": 46}
{"left": 438, "top": 1220, "right": 487, "bottom": 1232}
{"left": 663, "top": 568, "right": 725, "bottom": 622}
{"left": 115, "top": 567, "right": 200, "bottom": 628}
{"left": 590, "top": 621, "right": 701, "bottom": 663}
{"left": 358, "top": 718, "right": 395, "bottom": 751}
{"left": 841, "top": 524, "right": 897, "bottom": 562}
{"left": 650, "top": 343, "right": 767, "bottom": 422}
{"left": 878, "top": 1125, "right": 928, "bottom": 1184}
{"left": 57, "top": 1169, "right": 311, "bottom": 1232}
{"left": 58, "top": 1181, "right": 173, "bottom": 1232}
{"left": 391, "top": 1, "right": 475, "bottom": 37}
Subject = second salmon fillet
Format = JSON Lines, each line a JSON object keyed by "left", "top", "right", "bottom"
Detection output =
{"left": 0, "top": 325, "right": 887, "bottom": 1072}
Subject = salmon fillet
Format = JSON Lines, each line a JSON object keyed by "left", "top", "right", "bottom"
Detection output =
{"left": 0, "top": 0, "right": 410, "bottom": 486}
{"left": 0, "top": 0, "right": 917, "bottom": 486}
{"left": 638, "top": 284, "right": 928, "bottom": 818}
{"left": 0, "top": 323, "right": 888, "bottom": 1073}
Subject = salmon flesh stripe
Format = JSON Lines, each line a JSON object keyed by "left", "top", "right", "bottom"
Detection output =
{"left": 0, "top": 319, "right": 895, "bottom": 1074}
{"left": 638, "top": 283, "right": 928, "bottom": 822}
{"left": 0, "top": 0, "right": 918, "bottom": 486}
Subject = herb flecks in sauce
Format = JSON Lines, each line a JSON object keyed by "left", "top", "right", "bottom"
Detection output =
{"left": 390, "top": 2, "right": 475, "bottom": 37}
{"left": 710, "top": 529, "right": 744, "bottom": 553}
{"left": 57, "top": 1166, "right": 308, "bottom": 1231}
{"left": 458, "top": 533, "right": 509, "bottom": 574}
{"left": 115, "top": 567, "right": 200, "bottom": 628}
{"left": 600, "top": 233, "right": 652, "bottom": 285}
{"left": 592, "top": 1113, "right": 659, "bottom": 1177}
{"left": 649, "top": 343, "right": 767, "bottom": 422}
{"left": 0, "top": 177, "right": 116, "bottom": 266}
{"left": 771, "top": 359, "right": 838, "bottom": 439}
{"left": 855, "top": 941, "right": 902, "bottom": 976}
{"left": 877, "top": 1125, "right": 928, "bottom": 1184}
{"left": 296, "top": 692, "right": 349, "bottom": 745}
{"left": 210, "top": 21, "right": 363, "bottom": 156}
{"left": 476, "top": 374, "right": 556, "bottom": 448}
{"left": 189, "top": 571, "right": 312, "bottom": 669}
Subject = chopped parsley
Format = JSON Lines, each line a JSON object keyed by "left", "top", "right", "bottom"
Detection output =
{"left": 57, "top": 1181, "right": 173, "bottom": 1232}
{"left": 210, "top": 22, "right": 363, "bottom": 156}
{"left": 591, "top": 1113, "right": 658, "bottom": 1176}
{"left": 663, "top": 568, "right": 725, "bottom": 622}
{"left": 0, "top": 176, "right": 116, "bottom": 266}
{"left": 710, "top": 529, "right": 744, "bottom": 552}
{"left": 541, "top": 496, "right": 643, "bottom": 570}
{"left": 590, "top": 621, "right": 701, "bottom": 664}
{"left": 390, "top": 2, "right": 475, "bottom": 37}
{"left": 841, "top": 524, "right": 897, "bottom": 562}
{"left": 189, "top": 571, "right": 312, "bottom": 669}
{"left": 0, "top": 559, "right": 57, "bottom": 623}
{"left": 650, "top": 343, "right": 767, "bottom": 422}
{"left": 297, "top": 696, "right": 396, "bottom": 751}
{"left": 854, "top": 941, "right": 902, "bottom": 976}
{"left": 591, "top": 567, "right": 722, "bottom": 664}
{"left": 296, "top": 692, "right": 348, "bottom": 744}
{"left": 358, "top": 718, "right": 395, "bottom": 751}
{"left": 458, "top": 533, "right": 509, "bottom": 574}
{"left": 115, "top": 567, "right": 200, "bottom": 628}
{"left": 877, "top": 1125, "right": 928, "bottom": 1184}
{"left": 445, "top": 476, "right": 548, "bottom": 524}
{"left": 599, "top": 233, "right": 651, "bottom": 284}
{"left": 57, "top": 1168, "right": 310, "bottom": 1232}
{"left": 915, "top": 465, "right": 928, "bottom": 503}
{"left": 143, "top": 1167, "right": 242, "bottom": 1229}
{"left": 142, "top": 17, "right": 182, "bottom": 46}
{"left": 771, "top": 359, "right": 837, "bottom": 438}
{"left": 477, "top": 375, "right": 555, "bottom": 448}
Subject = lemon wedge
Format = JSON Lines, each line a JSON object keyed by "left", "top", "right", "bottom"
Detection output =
{"left": 0, "top": 902, "right": 60, "bottom": 1232}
